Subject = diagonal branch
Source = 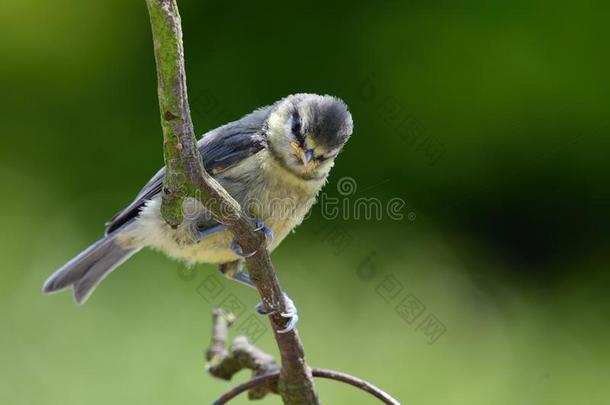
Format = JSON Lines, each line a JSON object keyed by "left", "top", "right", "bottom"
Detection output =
{"left": 144, "top": 1, "right": 319, "bottom": 403}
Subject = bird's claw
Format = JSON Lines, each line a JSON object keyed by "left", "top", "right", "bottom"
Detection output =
{"left": 253, "top": 219, "right": 274, "bottom": 245}
{"left": 230, "top": 219, "right": 273, "bottom": 258}
{"left": 255, "top": 301, "right": 270, "bottom": 315}
{"left": 255, "top": 292, "right": 298, "bottom": 334}
{"left": 277, "top": 312, "right": 299, "bottom": 334}
{"left": 231, "top": 219, "right": 293, "bottom": 332}
{"left": 230, "top": 239, "right": 256, "bottom": 258}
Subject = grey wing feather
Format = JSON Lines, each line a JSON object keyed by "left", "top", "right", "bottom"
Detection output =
{"left": 105, "top": 105, "right": 271, "bottom": 235}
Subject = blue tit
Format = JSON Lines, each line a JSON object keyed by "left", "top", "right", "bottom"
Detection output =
{"left": 43, "top": 93, "right": 353, "bottom": 316}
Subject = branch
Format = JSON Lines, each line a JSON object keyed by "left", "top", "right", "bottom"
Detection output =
{"left": 206, "top": 310, "right": 401, "bottom": 405}
{"left": 145, "top": 1, "right": 319, "bottom": 403}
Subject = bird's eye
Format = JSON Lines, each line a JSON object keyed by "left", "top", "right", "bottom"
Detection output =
{"left": 291, "top": 110, "right": 305, "bottom": 145}
{"left": 291, "top": 111, "right": 301, "bottom": 135}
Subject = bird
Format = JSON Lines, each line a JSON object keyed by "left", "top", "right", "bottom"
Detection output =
{"left": 42, "top": 93, "right": 353, "bottom": 332}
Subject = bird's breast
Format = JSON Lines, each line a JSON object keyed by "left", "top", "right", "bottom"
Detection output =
{"left": 121, "top": 150, "right": 327, "bottom": 264}
{"left": 221, "top": 150, "right": 326, "bottom": 249}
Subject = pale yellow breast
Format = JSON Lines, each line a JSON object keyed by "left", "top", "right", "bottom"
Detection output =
{"left": 223, "top": 150, "right": 326, "bottom": 250}
{"left": 123, "top": 150, "right": 328, "bottom": 265}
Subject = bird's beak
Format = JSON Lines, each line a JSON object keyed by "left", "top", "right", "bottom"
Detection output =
{"left": 304, "top": 149, "right": 314, "bottom": 164}
{"left": 290, "top": 142, "right": 316, "bottom": 166}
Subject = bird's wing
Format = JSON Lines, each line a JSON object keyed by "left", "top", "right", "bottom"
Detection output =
{"left": 105, "top": 106, "right": 271, "bottom": 235}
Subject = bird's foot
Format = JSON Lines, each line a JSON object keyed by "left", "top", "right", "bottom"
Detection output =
{"left": 256, "top": 292, "right": 299, "bottom": 334}
{"left": 230, "top": 219, "right": 274, "bottom": 258}
{"left": 230, "top": 239, "right": 257, "bottom": 257}
{"left": 253, "top": 219, "right": 274, "bottom": 244}
{"left": 221, "top": 262, "right": 298, "bottom": 333}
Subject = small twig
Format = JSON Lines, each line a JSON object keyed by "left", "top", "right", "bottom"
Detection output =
{"left": 212, "top": 368, "right": 401, "bottom": 405}
{"left": 313, "top": 369, "right": 401, "bottom": 405}
{"left": 206, "top": 309, "right": 279, "bottom": 400}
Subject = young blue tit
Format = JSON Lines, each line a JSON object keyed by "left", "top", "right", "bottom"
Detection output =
{"left": 43, "top": 93, "right": 353, "bottom": 331}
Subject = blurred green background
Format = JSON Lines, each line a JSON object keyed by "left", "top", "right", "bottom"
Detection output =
{"left": 1, "top": 0, "right": 609, "bottom": 404}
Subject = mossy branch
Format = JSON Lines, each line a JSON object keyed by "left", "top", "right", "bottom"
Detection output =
{"left": 144, "top": 1, "right": 319, "bottom": 404}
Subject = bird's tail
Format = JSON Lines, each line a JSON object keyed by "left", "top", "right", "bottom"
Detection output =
{"left": 42, "top": 232, "right": 140, "bottom": 304}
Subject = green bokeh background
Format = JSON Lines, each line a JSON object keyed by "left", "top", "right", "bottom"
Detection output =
{"left": 1, "top": 1, "right": 609, "bottom": 404}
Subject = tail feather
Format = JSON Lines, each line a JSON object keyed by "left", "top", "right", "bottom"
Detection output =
{"left": 42, "top": 234, "right": 140, "bottom": 304}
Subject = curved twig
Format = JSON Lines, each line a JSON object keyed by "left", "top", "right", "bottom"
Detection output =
{"left": 212, "top": 373, "right": 277, "bottom": 405}
{"left": 313, "top": 368, "right": 401, "bottom": 405}
{"left": 212, "top": 368, "right": 401, "bottom": 405}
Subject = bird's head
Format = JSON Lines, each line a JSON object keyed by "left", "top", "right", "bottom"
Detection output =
{"left": 266, "top": 94, "right": 353, "bottom": 180}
